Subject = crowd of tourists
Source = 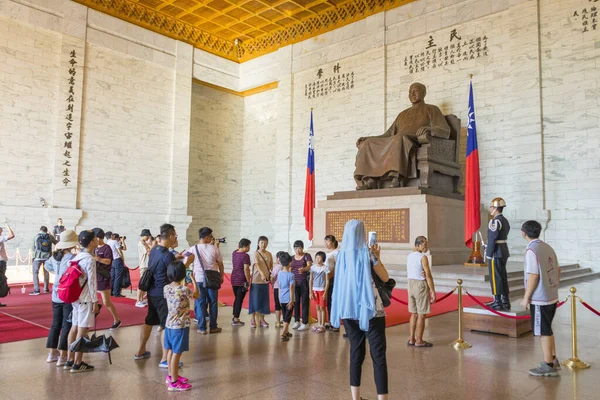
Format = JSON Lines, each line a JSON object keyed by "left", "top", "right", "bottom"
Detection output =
{"left": 0, "top": 215, "right": 561, "bottom": 399}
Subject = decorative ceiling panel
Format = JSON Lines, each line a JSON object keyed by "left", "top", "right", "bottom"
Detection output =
{"left": 74, "top": 0, "right": 417, "bottom": 62}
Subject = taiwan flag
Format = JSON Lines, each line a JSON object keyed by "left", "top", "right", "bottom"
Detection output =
{"left": 304, "top": 111, "right": 316, "bottom": 241}
{"left": 464, "top": 81, "right": 481, "bottom": 248}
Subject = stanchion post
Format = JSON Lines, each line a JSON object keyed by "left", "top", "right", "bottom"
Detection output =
{"left": 451, "top": 279, "right": 471, "bottom": 350}
{"left": 563, "top": 287, "right": 590, "bottom": 369}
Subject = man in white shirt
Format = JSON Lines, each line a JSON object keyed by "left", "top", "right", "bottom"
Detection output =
{"left": 66, "top": 230, "right": 99, "bottom": 373}
{"left": 520, "top": 220, "right": 561, "bottom": 377}
{"left": 0, "top": 224, "right": 16, "bottom": 307}
{"left": 187, "top": 227, "right": 224, "bottom": 334}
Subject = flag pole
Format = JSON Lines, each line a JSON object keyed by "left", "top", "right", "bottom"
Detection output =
{"left": 464, "top": 74, "right": 486, "bottom": 267}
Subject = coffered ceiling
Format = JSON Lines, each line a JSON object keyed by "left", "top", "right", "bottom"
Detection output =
{"left": 75, "top": 0, "right": 415, "bottom": 62}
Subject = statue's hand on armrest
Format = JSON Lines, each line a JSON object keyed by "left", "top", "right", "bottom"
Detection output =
{"left": 416, "top": 127, "right": 432, "bottom": 144}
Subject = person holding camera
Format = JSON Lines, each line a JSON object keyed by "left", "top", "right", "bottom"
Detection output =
{"left": 331, "top": 220, "right": 390, "bottom": 400}
{"left": 187, "top": 227, "right": 224, "bottom": 334}
{"left": 231, "top": 238, "right": 251, "bottom": 326}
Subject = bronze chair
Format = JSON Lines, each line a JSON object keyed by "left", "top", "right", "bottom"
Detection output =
{"left": 407, "top": 114, "right": 462, "bottom": 193}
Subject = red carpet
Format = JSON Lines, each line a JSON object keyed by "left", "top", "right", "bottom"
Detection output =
{"left": 218, "top": 275, "right": 490, "bottom": 328}
{"left": 0, "top": 270, "right": 491, "bottom": 344}
{"left": 0, "top": 282, "right": 146, "bottom": 344}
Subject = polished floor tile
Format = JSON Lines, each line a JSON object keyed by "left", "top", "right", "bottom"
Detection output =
{"left": 1, "top": 280, "right": 599, "bottom": 399}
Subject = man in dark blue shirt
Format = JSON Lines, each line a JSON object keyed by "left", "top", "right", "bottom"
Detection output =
{"left": 134, "top": 224, "right": 194, "bottom": 368}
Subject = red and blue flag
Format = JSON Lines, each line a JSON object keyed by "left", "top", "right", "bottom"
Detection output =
{"left": 464, "top": 81, "right": 481, "bottom": 248}
{"left": 304, "top": 110, "right": 315, "bottom": 240}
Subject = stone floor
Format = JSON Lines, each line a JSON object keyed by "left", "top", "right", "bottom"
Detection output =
{"left": 1, "top": 279, "right": 599, "bottom": 400}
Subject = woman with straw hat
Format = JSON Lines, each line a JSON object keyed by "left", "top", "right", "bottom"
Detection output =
{"left": 43, "top": 229, "right": 78, "bottom": 367}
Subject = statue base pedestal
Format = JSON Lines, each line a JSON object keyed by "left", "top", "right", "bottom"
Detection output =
{"left": 311, "top": 187, "right": 485, "bottom": 269}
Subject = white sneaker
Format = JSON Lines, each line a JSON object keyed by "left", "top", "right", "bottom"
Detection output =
{"left": 46, "top": 353, "right": 59, "bottom": 363}
{"left": 135, "top": 301, "right": 147, "bottom": 308}
{"left": 56, "top": 356, "right": 68, "bottom": 367}
{"left": 297, "top": 324, "right": 308, "bottom": 331}
{"left": 292, "top": 321, "right": 300, "bottom": 330}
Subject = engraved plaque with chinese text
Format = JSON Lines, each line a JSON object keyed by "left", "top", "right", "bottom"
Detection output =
{"left": 326, "top": 209, "right": 410, "bottom": 243}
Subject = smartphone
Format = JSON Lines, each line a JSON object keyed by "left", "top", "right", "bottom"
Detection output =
{"left": 368, "top": 231, "right": 377, "bottom": 247}
{"left": 185, "top": 269, "right": 193, "bottom": 284}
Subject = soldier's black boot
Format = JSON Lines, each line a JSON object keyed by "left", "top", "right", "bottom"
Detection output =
{"left": 487, "top": 295, "right": 502, "bottom": 308}
{"left": 501, "top": 295, "right": 511, "bottom": 310}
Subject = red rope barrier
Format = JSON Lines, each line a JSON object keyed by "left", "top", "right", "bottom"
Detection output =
{"left": 464, "top": 291, "right": 531, "bottom": 320}
{"left": 391, "top": 295, "right": 408, "bottom": 305}
{"left": 580, "top": 300, "right": 600, "bottom": 317}
{"left": 435, "top": 287, "right": 458, "bottom": 303}
{"left": 390, "top": 287, "right": 457, "bottom": 307}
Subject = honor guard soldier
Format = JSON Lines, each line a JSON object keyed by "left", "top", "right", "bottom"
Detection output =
{"left": 486, "top": 197, "right": 511, "bottom": 310}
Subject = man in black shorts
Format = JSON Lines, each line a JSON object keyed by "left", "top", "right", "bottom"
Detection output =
{"left": 519, "top": 220, "right": 561, "bottom": 377}
{"left": 134, "top": 224, "right": 193, "bottom": 368}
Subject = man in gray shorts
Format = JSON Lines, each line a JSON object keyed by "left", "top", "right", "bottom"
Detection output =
{"left": 520, "top": 220, "right": 561, "bottom": 377}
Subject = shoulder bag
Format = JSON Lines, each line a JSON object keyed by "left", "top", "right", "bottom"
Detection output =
{"left": 371, "top": 259, "right": 396, "bottom": 308}
{"left": 196, "top": 245, "right": 221, "bottom": 289}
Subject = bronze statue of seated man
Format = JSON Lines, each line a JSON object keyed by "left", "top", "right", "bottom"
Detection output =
{"left": 354, "top": 82, "right": 451, "bottom": 190}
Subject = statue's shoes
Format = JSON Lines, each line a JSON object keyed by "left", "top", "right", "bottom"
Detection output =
{"left": 389, "top": 178, "right": 400, "bottom": 188}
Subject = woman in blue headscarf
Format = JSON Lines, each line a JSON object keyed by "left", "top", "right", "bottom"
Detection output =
{"left": 331, "top": 220, "right": 390, "bottom": 400}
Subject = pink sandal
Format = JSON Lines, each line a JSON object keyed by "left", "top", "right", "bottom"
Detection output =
{"left": 260, "top": 320, "right": 269, "bottom": 328}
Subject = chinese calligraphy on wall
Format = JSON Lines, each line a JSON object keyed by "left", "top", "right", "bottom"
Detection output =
{"left": 304, "top": 63, "right": 355, "bottom": 99}
{"left": 63, "top": 50, "right": 77, "bottom": 187}
{"left": 326, "top": 209, "right": 410, "bottom": 243}
{"left": 404, "top": 29, "right": 489, "bottom": 74}
{"left": 572, "top": 3, "right": 598, "bottom": 32}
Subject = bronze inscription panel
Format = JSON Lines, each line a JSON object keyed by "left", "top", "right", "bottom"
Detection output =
{"left": 326, "top": 209, "right": 410, "bottom": 243}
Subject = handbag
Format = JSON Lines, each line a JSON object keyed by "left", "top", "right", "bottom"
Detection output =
{"left": 196, "top": 245, "right": 221, "bottom": 289}
{"left": 371, "top": 262, "right": 396, "bottom": 308}
{"left": 97, "top": 265, "right": 111, "bottom": 279}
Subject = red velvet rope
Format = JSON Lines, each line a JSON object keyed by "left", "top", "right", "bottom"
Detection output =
{"left": 465, "top": 291, "right": 531, "bottom": 320}
{"left": 391, "top": 287, "right": 457, "bottom": 306}
{"left": 581, "top": 300, "right": 600, "bottom": 317}
{"left": 391, "top": 295, "right": 408, "bottom": 305}
{"left": 435, "top": 287, "right": 458, "bottom": 303}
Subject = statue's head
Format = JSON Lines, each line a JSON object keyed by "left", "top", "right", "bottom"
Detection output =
{"left": 408, "top": 83, "right": 426, "bottom": 104}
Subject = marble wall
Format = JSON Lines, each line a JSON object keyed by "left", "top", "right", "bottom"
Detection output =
{"left": 0, "top": 0, "right": 192, "bottom": 265}
{"left": 187, "top": 83, "right": 244, "bottom": 256}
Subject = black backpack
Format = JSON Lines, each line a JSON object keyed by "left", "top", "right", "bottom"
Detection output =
{"left": 37, "top": 234, "right": 52, "bottom": 253}
{"left": 121, "top": 267, "right": 131, "bottom": 289}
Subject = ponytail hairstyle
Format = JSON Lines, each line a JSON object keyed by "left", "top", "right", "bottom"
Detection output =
{"left": 324, "top": 235, "right": 338, "bottom": 249}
